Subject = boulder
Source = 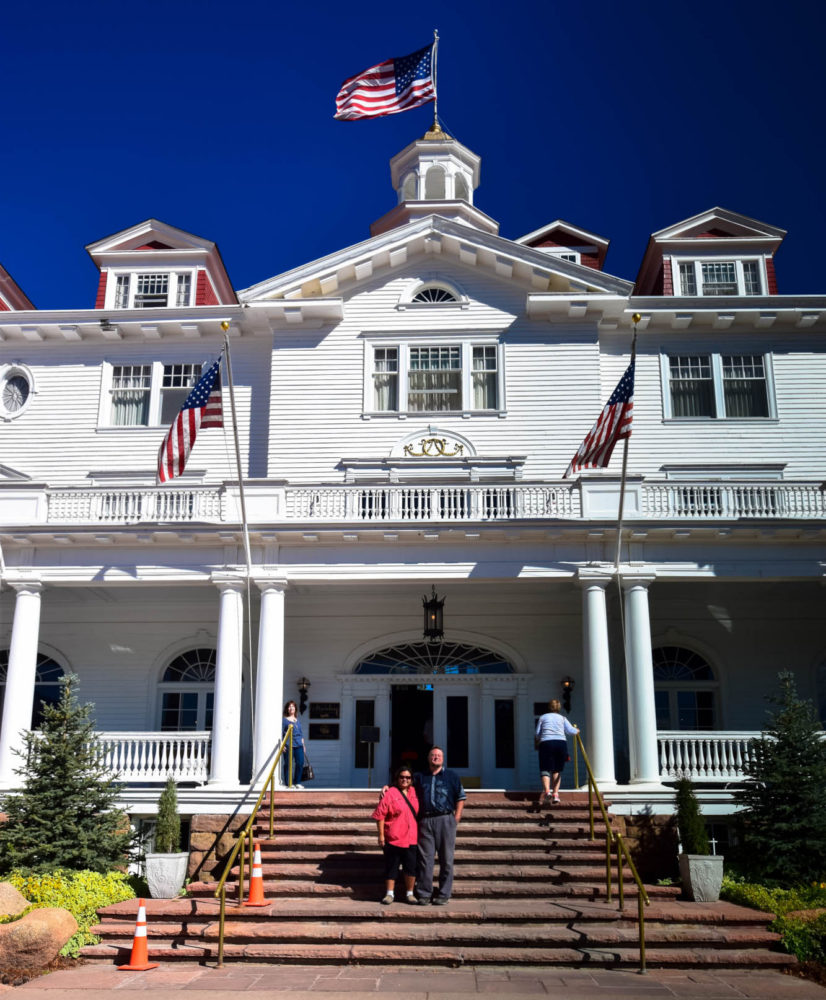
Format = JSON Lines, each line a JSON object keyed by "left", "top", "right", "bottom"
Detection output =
{"left": 0, "top": 907, "right": 78, "bottom": 971}
{"left": 0, "top": 883, "right": 29, "bottom": 919}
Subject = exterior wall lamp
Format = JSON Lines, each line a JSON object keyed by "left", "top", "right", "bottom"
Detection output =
{"left": 297, "top": 676, "right": 311, "bottom": 714}
{"left": 422, "top": 585, "right": 445, "bottom": 642}
{"left": 561, "top": 675, "right": 575, "bottom": 713}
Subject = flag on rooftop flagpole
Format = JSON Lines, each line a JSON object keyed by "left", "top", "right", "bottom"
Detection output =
{"left": 157, "top": 354, "right": 224, "bottom": 484}
{"left": 334, "top": 42, "right": 436, "bottom": 120}
{"left": 564, "top": 361, "right": 635, "bottom": 478}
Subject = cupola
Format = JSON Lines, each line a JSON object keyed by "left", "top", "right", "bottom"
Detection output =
{"left": 371, "top": 125, "right": 499, "bottom": 236}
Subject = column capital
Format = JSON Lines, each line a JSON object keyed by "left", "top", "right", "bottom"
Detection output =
{"left": 576, "top": 568, "right": 613, "bottom": 589}
{"left": 254, "top": 575, "right": 289, "bottom": 594}
{"left": 211, "top": 572, "right": 247, "bottom": 593}
{"left": 3, "top": 576, "right": 43, "bottom": 595}
{"left": 619, "top": 570, "right": 656, "bottom": 591}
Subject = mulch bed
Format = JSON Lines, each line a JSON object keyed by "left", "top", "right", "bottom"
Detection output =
{"left": 0, "top": 955, "right": 80, "bottom": 988}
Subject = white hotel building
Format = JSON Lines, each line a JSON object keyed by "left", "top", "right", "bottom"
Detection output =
{"left": 2, "top": 127, "right": 825, "bottom": 819}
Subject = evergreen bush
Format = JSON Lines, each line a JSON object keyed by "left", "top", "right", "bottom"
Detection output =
{"left": 674, "top": 775, "right": 710, "bottom": 855}
{"left": 733, "top": 671, "right": 826, "bottom": 885}
{"left": 154, "top": 778, "right": 181, "bottom": 853}
{"left": 0, "top": 674, "right": 133, "bottom": 874}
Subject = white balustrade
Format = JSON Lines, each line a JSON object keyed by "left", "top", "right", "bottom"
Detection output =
{"left": 47, "top": 488, "right": 224, "bottom": 524}
{"left": 94, "top": 731, "right": 211, "bottom": 783}
{"left": 658, "top": 731, "right": 760, "bottom": 781}
{"left": 641, "top": 482, "right": 826, "bottom": 520}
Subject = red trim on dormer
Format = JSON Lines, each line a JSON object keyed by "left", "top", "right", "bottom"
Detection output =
{"left": 766, "top": 257, "right": 778, "bottom": 294}
{"left": 661, "top": 258, "right": 672, "bottom": 295}
{"left": 136, "top": 241, "right": 173, "bottom": 250}
{"left": 196, "top": 270, "right": 219, "bottom": 305}
{"left": 94, "top": 272, "right": 108, "bottom": 309}
{"left": 0, "top": 297, "right": 10, "bottom": 311}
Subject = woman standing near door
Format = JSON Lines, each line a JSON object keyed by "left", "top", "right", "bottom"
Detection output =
{"left": 282, "top": 700, "right": 305, "bottom": 788}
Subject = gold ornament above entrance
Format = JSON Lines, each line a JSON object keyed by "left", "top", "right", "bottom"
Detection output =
{"left": 404, "top": 437, "right": 465, "bottom": 458}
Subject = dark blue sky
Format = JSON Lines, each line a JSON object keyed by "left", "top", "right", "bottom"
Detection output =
{"left": 2, "top": 0, "right": 824, "bottom": 308}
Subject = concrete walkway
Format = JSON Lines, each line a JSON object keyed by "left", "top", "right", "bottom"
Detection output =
{"left": 7, "top": 964, "right": 826, "bottom": 999}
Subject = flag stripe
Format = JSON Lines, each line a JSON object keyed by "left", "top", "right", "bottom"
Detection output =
{"left": 157, "top": 357, "right": 224, "bottom": 484}
{"left": 335, "top": 44, "right": 435, "bottom": 120}
{"left": 564, "top": 362, "right": 635, "bottom": 478}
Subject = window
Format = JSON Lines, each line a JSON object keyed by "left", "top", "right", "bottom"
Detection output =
{"left": 108, "top": 271, "right": 193, "bottom": 309}
{"left": 103, "top": 362, "right": 203, "bottom": 426}
{"left": 675, "top": 259, "right": 764, "bottom": 296}
{"left": 0, "top": 651, "right": 65, "bottom": 728}
{"left": 159, "top": 648, "right": 215, "bottom": 731}
{"left": 370, "top": 342, "right": 502, "bottom": 413}
{"left": 1, "top": 366, "right": 33, "bottom": 420}
{"left": 653, "top": 646, "right": 717, "bottom": 731}
{"left": 356, "top": 641, "right": 514, "bottom": 675}
{"left": 411, "top": 286, "right": 458, "bottom": 303}
{"left": 664, "top": 354, "right": 772, "bottom": 419}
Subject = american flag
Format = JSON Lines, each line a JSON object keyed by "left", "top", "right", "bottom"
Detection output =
{"left": 157, "top": 357, "right": 223, "bottom": 484}
{"left": 334, "top": 43, "right": 435, "bottom": 120}
{"left": 564, "top": 362, "right": 635, "bottom": 478}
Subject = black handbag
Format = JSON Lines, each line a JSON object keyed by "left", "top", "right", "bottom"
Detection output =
{"left": 301, "top": 755, "right": 315, "bottom": 782}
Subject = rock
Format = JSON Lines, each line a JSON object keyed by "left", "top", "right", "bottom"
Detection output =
{"left": 0, "top": 908, "right": 78, "bottom": 971}
{"left": 0, "top": 883, "right": 29, "bottom": 919}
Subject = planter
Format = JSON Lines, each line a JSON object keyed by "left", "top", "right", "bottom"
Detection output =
{"left": 679, "top": 853, "right": 724, "bottom": 902}
{"left": 146, "top": 852, "right": 189, "bottom": 899}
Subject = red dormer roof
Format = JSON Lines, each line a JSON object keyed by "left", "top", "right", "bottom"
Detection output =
{"left": 515, "top": 220, "right": 610, "bottom": 271}
{"left": 85, "top": 219, "right": 238, "bottom": 308}
{"left": 0, "top": 261, "right": 35, "bottom": 311}
{"left": 635, "top": 207, "right": 786, "bottom": 295}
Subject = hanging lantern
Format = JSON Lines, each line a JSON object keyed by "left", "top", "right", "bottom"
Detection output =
{"left": 561, "top": 675, "right": 575, "bottom": 713}
{"left": 422, "top": 585, "right": 445, "bottom": 642}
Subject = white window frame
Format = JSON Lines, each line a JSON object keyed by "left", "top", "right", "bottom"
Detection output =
{"left": 104, "top": 269, "right": 195, "bottom": 310}
{"left": 363, "top": 338, "right": 505, "bottom": 417}
{"left": 671, "top": 256, "right": 766, "bottom": 297}
{"left": 660, "top": 351, "right": 776, "bottom": 420}
{"left": 98, "top": 360, "right": 203, "bottom": 427}
{"left": 0, "top": 363, "right": 36, "bottom": 421}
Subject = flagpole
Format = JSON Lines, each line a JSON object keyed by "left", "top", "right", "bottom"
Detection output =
{"left": 432, "top": 29, "right": 439, "bottom": 128}
{"left": 220, "top": 321, "right": 256, "bottom": 740}
{"left": 614, "top": 314, "right": 640, "bottom": 572}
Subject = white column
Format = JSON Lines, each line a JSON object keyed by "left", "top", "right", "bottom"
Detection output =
{"left": 0, "top": 582, "right": 43, "bottom": 785}
{"left": 577, "top": 572, "right": 616, "bottom": 785}
{"left": 209, "top": 578, "right": 245, "bottom": 786}
{"left": 253, "top": 580, "right": 287, "bottom": 781}
{"left": 622, "top": 573, "right": 661, "bottom": 784}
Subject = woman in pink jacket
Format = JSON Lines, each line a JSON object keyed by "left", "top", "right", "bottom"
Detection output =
{"left": 371, "top": 766, "right": 420, "bottom": 905}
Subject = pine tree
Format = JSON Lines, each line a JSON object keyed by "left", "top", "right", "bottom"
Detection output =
{"left": 674, "top": 776, "right": 710, "bottom": 855}
{"left": 0, "top": 674, "right": 133, "bottom": 874}
{"left": 733, "top": 671, "right": 826, "bottom": 885}
{"left": 153, "top": 778, "right": 181, "bottom": 853}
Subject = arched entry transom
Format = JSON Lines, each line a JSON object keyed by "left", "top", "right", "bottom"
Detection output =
{"left": 355, "top": 641, "right": 515, "bottom": 675}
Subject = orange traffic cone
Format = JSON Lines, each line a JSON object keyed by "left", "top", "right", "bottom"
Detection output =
{"left": 117, "top": 898, "right": 159, "bottom": 971}
{"left": 243, "top": 841, "right": 268, "bottom": 907}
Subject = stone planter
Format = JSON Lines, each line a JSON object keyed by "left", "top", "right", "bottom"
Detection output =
{"left": 679, "top": 853, "right": 724, "bottom": 902}
{"left": 146, "top": 852, "right": 189, "bottom": 899}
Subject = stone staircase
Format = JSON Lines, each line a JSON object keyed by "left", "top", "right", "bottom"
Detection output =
{"left": 84, "top": 791, "right": 793, "bottom": 968}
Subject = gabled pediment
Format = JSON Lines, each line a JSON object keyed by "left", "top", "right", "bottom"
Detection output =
{"left": 515, "top": 219, "right": 610, "bottom": 271}
{"left": 86, "top": 219, "right": 218, "bottom": 257}
{"left": 239, "top": 215, "right": 632, "bottom": 305}
{"left": 651, "top": 207, "right": 786, "bottom": 243}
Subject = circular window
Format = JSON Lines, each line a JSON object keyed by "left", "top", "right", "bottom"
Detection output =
{"left": 1, "top": 367, "right": 33, "bottom": 419}
{"left": 411, "top": 286, "right": 458, "bottom": 304}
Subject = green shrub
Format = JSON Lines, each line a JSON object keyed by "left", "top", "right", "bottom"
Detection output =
{"left": 7, "top": 868, "right": 135, "bottom": 957}
{"left": 674, "top": 776, "right": 709, "bottom": 855}
{"left": 154, "top": 779, "right": 181, "bottom": 854}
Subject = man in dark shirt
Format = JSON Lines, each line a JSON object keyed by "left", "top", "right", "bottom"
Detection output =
{"left": 413, "top": 746, "right": 466, "bottom": 905}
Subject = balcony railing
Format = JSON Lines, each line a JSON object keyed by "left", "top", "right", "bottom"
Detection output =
{"left": 658, "top": 730, "right": 760, "bottom": 782}
{"left": 95, "top": 731, "right": 211, "bottom": 784}
{"left": 37, "top": 480, "right": 826, "bottom": 526}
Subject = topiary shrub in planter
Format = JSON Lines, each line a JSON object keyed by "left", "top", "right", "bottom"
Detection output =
{"left": 145, "top": 780, "right": 188, "bottom": 899}
{"left": 675, "top": 775, "right": 723, "bottom": 902}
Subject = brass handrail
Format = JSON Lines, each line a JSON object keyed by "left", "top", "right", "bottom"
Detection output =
{"left": 213, "top": 726, "right": 293, "bottom": 967}
{"left": 572, "top": 732, "right": 650, "bottom": 974}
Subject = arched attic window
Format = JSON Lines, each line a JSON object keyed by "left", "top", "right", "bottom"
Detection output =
{"left": 0, "top": 651, "right": 65, "bottom": 727}
{"left": 401, "top": 172, "right": 418, "bottom": 201}
{"left": 653, "top": 646, "right": 718, "bottom": 730}
{"left": 159, "top": 648, "right": 215, "bottom": 731}
{"left": 355, "top": 641, "right": 514, "bottom": 675}
{"left": 411, "top": 285, "right": 459, "bottom": 304}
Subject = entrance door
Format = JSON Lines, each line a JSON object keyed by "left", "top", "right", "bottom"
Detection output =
{"left": 391, "top": 685, "right": 433, "bottom": 775}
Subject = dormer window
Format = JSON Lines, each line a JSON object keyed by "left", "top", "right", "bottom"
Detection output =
{"left": 109, "top": 270, "right": 194, "bottom": 309}
{"left": 675, "top": 259, "right": 764, "bottom": 297}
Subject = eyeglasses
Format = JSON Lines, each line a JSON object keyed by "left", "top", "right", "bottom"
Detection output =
{"left": 399, "top": 775, "right": 412, "bottom": 781}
